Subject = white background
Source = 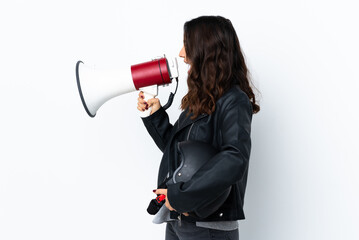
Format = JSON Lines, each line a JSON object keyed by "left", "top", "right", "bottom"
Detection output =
{"left": 0, "top": 0, "right": 358, "bottom": 239}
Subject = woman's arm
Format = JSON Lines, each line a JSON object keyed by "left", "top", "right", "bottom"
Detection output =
{"left": 138, "top": 91, "right": 173, "bottom": 152}
{"left": 167, "top": 96, "right": 253, "bottom": 213}
{"left": 141, "top": 106, "right": 174, "bottom": 152}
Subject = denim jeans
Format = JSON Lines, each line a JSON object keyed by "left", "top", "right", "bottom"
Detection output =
{"left": 165, "top": 221, "right": 239, "bottom": 240}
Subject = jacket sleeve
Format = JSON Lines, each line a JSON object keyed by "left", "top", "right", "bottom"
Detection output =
{"left": 167, "top": 97, "right": 253, "bottom": 213}
{"left": 141, "top": 106, "right": 174, "bottom": 152}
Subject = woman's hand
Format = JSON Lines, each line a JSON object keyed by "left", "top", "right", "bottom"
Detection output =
{"left": 154, "top": 189, "right": 189, "bottom": 216}
{"left": 154, "top": 189, "right": 175, "bottom": 211}
{"left": 137, "top": 91, "right": 161, "bottom": 115}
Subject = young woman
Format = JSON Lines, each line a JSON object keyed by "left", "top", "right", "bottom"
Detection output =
{"left": 137, "top": 16, "right": 260, "bottom": 240}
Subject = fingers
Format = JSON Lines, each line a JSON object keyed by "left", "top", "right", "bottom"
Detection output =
{"left": 138, "top": 91, "right": 145, "bottom": 104}
{"left": 137, "top": 91, "right": 161, "bottom": 114}
{"left": 154, "top": 189, "right": 167, "bottom": 195}
{"left": 146, "top": 97, "right": 160, "bottom": 106}
{"left": 137, "top": 91, "right": 148, "bottom": 111}
{"left": 138, "top": 91, "right": 145, "bottom": 99}
{"left": 183, "top": 212, "right": 189, "bottom": 217}
{"left": 154, "top": 189, "right": 176, "bottom": 211}
{"left": 137, "top": 102, "right": 148, "bottom": 111}
{"left": 147, "top": 98, "right": 161, "bottom": 115}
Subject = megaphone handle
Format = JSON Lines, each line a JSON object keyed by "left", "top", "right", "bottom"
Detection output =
{"left": 139, "top": 85, "right": 158, "bottom": 118}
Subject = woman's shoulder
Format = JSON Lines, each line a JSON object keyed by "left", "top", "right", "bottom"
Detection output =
{"left": 217, "top": 85, "right": 251, "bottom": 108}
{"left": 213, "top": 86, "right": 253, "bottom": 121}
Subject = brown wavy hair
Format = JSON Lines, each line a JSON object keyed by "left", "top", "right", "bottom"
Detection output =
{"left": 181, "top": 16, "right": 260, "bottom": 119}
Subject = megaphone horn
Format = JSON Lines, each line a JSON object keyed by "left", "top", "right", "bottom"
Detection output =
{"left": 75, "top": 57, "right": 179, "bottom": 118}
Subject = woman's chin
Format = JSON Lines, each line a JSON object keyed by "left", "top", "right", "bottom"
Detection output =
{"left": 187, "top": 64, "right": 191, "bottom": 74}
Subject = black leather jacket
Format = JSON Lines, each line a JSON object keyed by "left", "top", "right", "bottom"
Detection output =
{"left": 142, "top": 86, "right": 253, "bottom": 222}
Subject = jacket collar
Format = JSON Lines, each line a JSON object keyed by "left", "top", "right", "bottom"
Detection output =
{"left": 176, "top": 109, "right": 208, "bottom": 135}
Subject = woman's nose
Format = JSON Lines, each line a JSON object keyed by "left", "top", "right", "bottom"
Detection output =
{"left": 179, "top": 46, "right": 185, "bottom": 58}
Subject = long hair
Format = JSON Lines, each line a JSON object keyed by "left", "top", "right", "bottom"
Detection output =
{"left": 181, "top": 16, "right": 260, "bottom": 119}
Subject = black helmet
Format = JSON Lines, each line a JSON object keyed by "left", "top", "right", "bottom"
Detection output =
{"left": 172, "top": 141, "right": 232, "bottom": 218}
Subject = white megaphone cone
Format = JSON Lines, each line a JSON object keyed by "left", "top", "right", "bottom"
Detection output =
{"left": 76, "top": 57, "right": 179, "bottom": 118}
{"left": 76, "top": 61, "right": 136, "bottom": 117}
